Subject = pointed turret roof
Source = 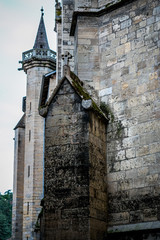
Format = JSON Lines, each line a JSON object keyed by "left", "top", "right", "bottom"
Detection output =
{"left": 33, "top": 7, "right": 49, "bottom": 49}
{"left": 14, "top": 114, "right": 25, "bottom": 130}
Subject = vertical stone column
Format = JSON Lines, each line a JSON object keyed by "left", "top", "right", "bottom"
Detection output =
{"left": 12, "top": 127, "right": 25, "bottom": 240}
{"left": 56, "top": 22, "right": 63, "bottom": 82}
{"left": 62, "top": 0, "right": 75, "bottom": 71}
{"left": 23, "top": 67, "right": 53, "bottom": 240}
{"left": 55, "top": 0, "right": 63, "bottom": 82}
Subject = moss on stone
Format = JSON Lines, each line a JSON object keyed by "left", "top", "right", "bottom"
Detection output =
{"left": 100, "top": 102, "right": 124, "bottom": 137}
{"left": 100, "top": 101, "right": 114, "bottom": 122}
{"left": 70, "top": 72, "right": 108, "bottom": 120}
{"left": 56, "top": 9, "right": 61, "bottom": 16}
{"left": 105, "top": 2, "right": 112, "bottom": 8}
{"left": 116, "top": 120, "right": 124, "bottom": 137}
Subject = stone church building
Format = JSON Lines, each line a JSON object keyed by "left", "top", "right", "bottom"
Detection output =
{"left": 12, "top": 0, "right": 160, "bottom": 239}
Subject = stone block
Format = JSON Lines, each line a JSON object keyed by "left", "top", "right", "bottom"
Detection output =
{"left": 121, "top": 19, "right": 132, "bottom": 29}
{"left": 147, "top": 16, "right": 155, "bottom": 25}
{"left": 153, "top": 6, "right": 160, "bottom": 15}
{"left": 116, "top": 42, "right": 131, "bottom": 56}
{"left": 149, "top": 142, "right": 160, "bottom": 154}
{"left": 115, "top": 150, "right": 126, "bottom": 161}
{"left": 133, "top": 177, "right": 145, "bottom": 188}
{"left": 126, "top": 148, "right": 136, "bottom": 159}
{"left": 130, "top": 210, "right": 143, "bottom": 223}
{"left": 108, "top": 171, "right": 125, "bottom": 182}
{"left": 139, "top": 20, "right": 147, "bottom": 27}
{"left": 136, "top": 145, "right": 149, "bottom": 157}
{"left": 143, "top": 208, "right": 157, "bottom": 222}
{"left": 121, "top": 160, "right": 132, "bottom": 171}
{"left": 137, "top": 167, "right": 149, "bottom": 177}
{"left": 145, "top": 174, "right": 159, "bottom": 186}
{"left": 109, "top": 212, "right": 129, "bottom": 225}
{"left": 117, "top": 179, "right": 133, "bottom": 191}
{"left": 125, "top": 169, "right": 137, "bottom": 179}
{"left": 113, "top": 24, "right": 120, "bottom": 32}
{"left": 137, "top": 28, "right": 146, "bottom": 38}
{"left": 99, "top": 87, "right": 112, "bottom": 97}
{"left": 142, "top": 155, "right": 157, "bottom": 167}
{"left": 119, "top": 15, "right": 129, "bottom": 22}
{"left": 121, "top": 35, "right": 128, "bottom": 44}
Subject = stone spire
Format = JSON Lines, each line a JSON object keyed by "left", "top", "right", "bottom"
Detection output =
{"left": 20, "top": 8, "right": 56, "bottom": 73}
{"left": 33, "top": 7, "right": 49, "bottom": 49}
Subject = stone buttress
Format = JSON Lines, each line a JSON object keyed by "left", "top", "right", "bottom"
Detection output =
{"left": 39, "top": 71, "right": 108, "bottom": 240}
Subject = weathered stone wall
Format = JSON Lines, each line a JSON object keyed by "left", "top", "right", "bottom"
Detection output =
{"left": 73, "top": 0, "right": 160, "bottom": 234}
{"left": 98, "top": 0, "right": 160, "bottom": 229}
{"left": 12, "top": 127, "right": 25, "bottom": 240}
{"left": 43, "top": 78, "right": 108, "bottom": 239}
{"left": 89, "top": 112, "right": 107, "bottom": 240}
{"left": 44, "top": 79, "right": 90, "bottom": 239}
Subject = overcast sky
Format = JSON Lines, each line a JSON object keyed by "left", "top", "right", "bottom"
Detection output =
{"left": 0, "top": 0, "right": 56, "bottom": 194}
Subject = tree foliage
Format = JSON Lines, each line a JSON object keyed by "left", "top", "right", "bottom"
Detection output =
{"left": 0, "top": 190, "right": 12, "bottom": 240}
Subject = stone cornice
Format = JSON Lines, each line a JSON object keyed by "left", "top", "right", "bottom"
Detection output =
{"left": 22, "top": 58, "right": 56, "bottom": 73}
{"left": 70, "top": 0, "right": 138, "bottom": 36}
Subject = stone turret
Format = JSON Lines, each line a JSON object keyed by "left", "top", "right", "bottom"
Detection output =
{"left": 13, "top": 8, "right": 56, "bottom": 240}
{"left": 21, "top": 8, "right": 56, "bottom": 74}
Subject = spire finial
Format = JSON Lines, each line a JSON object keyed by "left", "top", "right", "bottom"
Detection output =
{"left": 41, "top": 6, "right": 44, "bottom": 16}
{"left": 33, "top": 7, "right": 49, "bottom": 49}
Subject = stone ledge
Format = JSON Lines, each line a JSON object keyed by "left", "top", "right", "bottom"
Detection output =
{"left": 108, "top": 221, "right": 160, "bottom": 233}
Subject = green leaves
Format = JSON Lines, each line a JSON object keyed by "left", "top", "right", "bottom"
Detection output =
{"left": 0, "top": 190, "right": 12, "bottom": 240}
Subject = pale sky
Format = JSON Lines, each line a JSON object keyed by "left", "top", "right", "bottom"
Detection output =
{"left": 0, "top": 0, "right": 56, "bottom": 194}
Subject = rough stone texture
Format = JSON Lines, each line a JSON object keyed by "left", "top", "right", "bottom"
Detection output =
{"left": 12, "top": 127, "right": 25, "bottom": 240}
{"left": 70, "top": 0, "right": 160, "bottom": 236}
{"left": 43, "top": 79, "right": 107, "bottom": 240}
{"left": 44, "top": 79, "right": 90, "bottom": 240}
{"left": 89, "top": 111, "right": 107, "bottom": 240}
{"left": 100, "top": 0, "right": 160, "bottom": 230}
